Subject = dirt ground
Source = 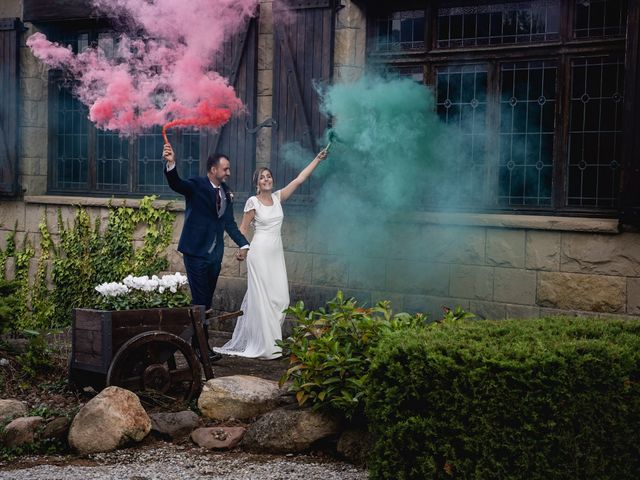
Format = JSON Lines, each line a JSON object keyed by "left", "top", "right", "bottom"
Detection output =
{"left": 0, "top": 328, "right": 290, "bottom": 416}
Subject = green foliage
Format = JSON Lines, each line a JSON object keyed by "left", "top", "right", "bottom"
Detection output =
{"left": 440, "top": 305, "right": 475, "bottom": 323}
{"left": 0, "top": 223, "right": 17, "bottom": 280}
{"left": 1, "top": 195, "right": 177, "bottom": 329}
{"left": 0, "top": 279, "right": 21, "bottom": 334}
{"left": 365, "top": 316, "right": 640, "bottom": 480}
{"left": 17, "top": 329, "right": 56, "bottom": 378}
{"left": 277, "top": 292, "right": 426, "bottom": 419}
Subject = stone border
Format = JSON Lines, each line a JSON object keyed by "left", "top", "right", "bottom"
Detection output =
{"left": 25, "top": 195, "right": 620, "bottom": 233}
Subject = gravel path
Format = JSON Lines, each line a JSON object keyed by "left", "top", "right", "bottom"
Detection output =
{"left": 0, "top": 443, "right": 368, "bottom": 480}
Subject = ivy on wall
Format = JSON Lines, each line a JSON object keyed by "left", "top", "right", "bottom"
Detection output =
{"left": 0, "top": 195, "right": 176, "bottom": 331}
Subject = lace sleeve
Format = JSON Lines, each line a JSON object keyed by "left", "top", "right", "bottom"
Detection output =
{"left": 274, "top": 190, "right": 281, "bottom": 201}
{"left": 244, "top": 196, "right": 258, "bottom": 213}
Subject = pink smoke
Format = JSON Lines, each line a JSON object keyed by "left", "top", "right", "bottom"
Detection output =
{"left": 27, "top": 0, "right": 258, "bottom": 138}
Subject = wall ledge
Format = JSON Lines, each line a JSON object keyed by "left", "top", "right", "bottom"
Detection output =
{"left": 399, "top": 211, "right": 620, "bottom": 234}
{"left": 23, "top": 196, "right": 621, "bottom": 233}
{"left": 24, "top": 195, "right": 186, "bottom": 211}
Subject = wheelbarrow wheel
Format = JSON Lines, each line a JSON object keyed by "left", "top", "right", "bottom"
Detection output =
{"left": 106, "top": 331, "right": 203, "bottom": 403}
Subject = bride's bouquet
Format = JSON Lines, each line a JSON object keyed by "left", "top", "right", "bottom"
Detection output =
{"left": 93, "top": 272, "right": 191, "bottom": 310}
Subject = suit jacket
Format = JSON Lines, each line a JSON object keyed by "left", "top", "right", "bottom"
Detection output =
{"left": 165, "top": 167, "right": 249, "bottom": 261}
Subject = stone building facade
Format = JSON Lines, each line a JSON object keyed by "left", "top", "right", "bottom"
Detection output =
{"left": 1, "top": 0, "right": 639, "bottom": 321}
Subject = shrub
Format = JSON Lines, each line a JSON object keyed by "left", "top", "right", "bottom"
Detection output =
{"left": 277, "top": 292, "right": 426, "bottom": 419}
{"left": 365, "top": 316, "right": 640, "bottom": 480}
{"left": 0, "top": 279, "right": 21, "bottom": 334}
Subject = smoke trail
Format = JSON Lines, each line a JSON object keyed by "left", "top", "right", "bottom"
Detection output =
{"left": 296, "top": 73, "right": 466, "bottom": 240}
{"left": 278, "top": 73, "right": 479, "bottom": 309}
{"left": 26, "top": 0, "right": 258, "bottom": 136}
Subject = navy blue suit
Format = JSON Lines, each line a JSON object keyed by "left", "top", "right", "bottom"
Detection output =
{"left": 165, "top": 166, "right": 249, "bottom": 311}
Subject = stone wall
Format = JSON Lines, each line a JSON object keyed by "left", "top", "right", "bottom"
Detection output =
{"left": 18, "top": 20, "right": 48, "bottom": 196}
{"left": 0, "top": 0, "right": 21, "bottom": 18}
{"left": 1, "top": 0, "right": 639, "bottom": 322}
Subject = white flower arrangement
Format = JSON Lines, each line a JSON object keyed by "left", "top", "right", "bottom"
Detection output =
{"left": 94, "top": 272, "right": 190, "bottom": 310}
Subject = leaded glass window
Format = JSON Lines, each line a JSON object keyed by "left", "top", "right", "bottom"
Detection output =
{"left": 369, "top": 0, "right": 627, "bottom": 214}
{"left": 437, "top": 0, "right": 560, "bottom": 48}
{"left": 567, "top": 56, "right": 624, "bottom": 207}
{"left": 574, "top": 0, "right": 627, "bottom": 38}
{"left": 499, "top": 61, "right": 556, "bottom": 206}
{"left": 436, "top": 64, "right": 488, "bottom": 202}
{"left": 375, "top": 10, "right": 425, "bottom": 52}
{"left": 96, "top": 131, "right": 129, "bottom": 192}
{"left": 52, "top": 88, "right": 89, "bottom": 191}
{"left": 137, "top": 127, "right": 201, "bottom": 194}
{"left": 48, "top": 29, "right": 203, "bottom": 196}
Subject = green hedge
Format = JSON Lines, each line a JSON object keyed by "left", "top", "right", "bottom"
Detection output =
{"left": 365, "top": 317, "right": 640, "bottom": 480}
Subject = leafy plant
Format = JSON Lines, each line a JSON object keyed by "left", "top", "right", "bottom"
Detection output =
{"left": 440, "top": 305, "right": 476, "bottom": 323}
{"left": 17, "top": 329, "right": 58, "bottom": 378}
{"left": 277, "top": 292, "right": 426, "bottom": 419}
{"left": 0, "top": 195, "right": 177, "bottom": 330}
{"left": 0, "top": 279, "right": 21, "bottom": 334}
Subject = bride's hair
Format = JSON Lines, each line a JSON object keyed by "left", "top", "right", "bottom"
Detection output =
{"left": 253, "top": 167, "right": 273, "bottom": 194}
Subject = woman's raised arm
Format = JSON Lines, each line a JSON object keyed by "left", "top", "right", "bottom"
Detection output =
{"left": 279, "top": 149, "right": 328, "bottom": 202}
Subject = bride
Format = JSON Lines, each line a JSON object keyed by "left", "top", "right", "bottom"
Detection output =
{"left": 215, "top": 148, "right": 328, "bottom": 359}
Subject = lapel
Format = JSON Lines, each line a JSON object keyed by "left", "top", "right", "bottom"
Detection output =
{"left": 202, "top": 177, "right": 219, "bottom": 217}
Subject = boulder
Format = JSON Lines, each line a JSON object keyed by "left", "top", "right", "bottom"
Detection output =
{"left": 0, "top": 399, "right": 28, "bottom": 423}
{"left": 68, "top": 386, "right": 151, "bottom": 454}
{"left": 242, "top": 408, "right": 342, "bottom": 453}
{"left": 190, "top": 426, "right": 245, "bottom": 449}
{"left": 337, "top": 427, "right": 374, "bottom": 466}
{"left": 2, "top": 416, "right": 44, "bottom": 448}
{"left": 41, "top": 416, "right": 71, "bottom": 441}
{"left": 197, "top": 375, "right": 283, "bottom": 421}
{"left": 149, "top": 411, "right": 200, "bottom": 440}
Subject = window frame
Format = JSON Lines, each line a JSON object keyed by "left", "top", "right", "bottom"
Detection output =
{"left": 43, "top": 18, "right": 258, "bottom": 200}
{"left": 366, "top": 0, "right": 628, "bottom": 216}
{"left": 44, "top": 24, "right": 207, "bottom": 198}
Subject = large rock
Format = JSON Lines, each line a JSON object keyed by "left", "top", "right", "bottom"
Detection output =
{"left": 41, "top": 417, "right": 71, "bottom": 441}
{"left": 241, "top": 408, "right": 342, "bottom": 453}
{"left": 0, "top": 399, "right": 28, "bottom": 423}
{"left": 68, "top": 386, "right": 151, "bottom": 455}
{"left": 2, "top": 416, "right": 44, "bottom": 448}
{"left": 190, "top": 426, "right": 245, "bottom": 450}
{"left": 197, "top": 375, "right": 283, "bottom": 421}
{"left": 149, "top": 411, "right": 200, "bottom": 440}
{"left": 337, "top": 427, "right": 374, "bottom": 466}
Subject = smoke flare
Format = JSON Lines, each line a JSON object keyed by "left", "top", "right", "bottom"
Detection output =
{"left": 27, "top": 0, "right": 258, "bottom": 138}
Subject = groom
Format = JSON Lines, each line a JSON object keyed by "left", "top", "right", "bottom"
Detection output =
{"left": 163, "top": 144, "right": 249, "bottom": 361}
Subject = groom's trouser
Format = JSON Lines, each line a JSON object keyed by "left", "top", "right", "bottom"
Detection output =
{"left": 182, "top": 254, "right": 222, "bottom": 320}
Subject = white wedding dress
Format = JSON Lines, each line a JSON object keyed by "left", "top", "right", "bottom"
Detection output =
{"left": 215, "top": 191, "right": 289, "bottom": 359}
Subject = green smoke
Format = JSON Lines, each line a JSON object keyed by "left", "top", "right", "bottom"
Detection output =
{"left": 280, "top": 73, "right": 481, "bottom": 312}
{"left": 307, "top": 74, "right": 466, "bottom": 253}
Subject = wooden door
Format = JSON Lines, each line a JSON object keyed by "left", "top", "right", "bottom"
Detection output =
{"left": 271, "top": 0, "right": 335, "bottom": 201}
{"left": 209, "top": 16, "right": 259, "bottom": 197}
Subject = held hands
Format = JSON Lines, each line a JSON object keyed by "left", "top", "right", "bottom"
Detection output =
{"left": 236, "top": 249, "right": 248, "bottom": 262}
{"left": 162, "top": 144, "right": 175, "bottom": 166}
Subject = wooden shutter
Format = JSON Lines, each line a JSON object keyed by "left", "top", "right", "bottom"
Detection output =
{"left": 0, "top": 18, "right": 19, "bottom": 196}
{"left": 208, "top": 16, "right": 259, "bottom": 196}
{"left": 271, "top": 0, "right": 335, "bottom": 200}
{"left": 621, "top": 0, "right": 640, "bottom": 225}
